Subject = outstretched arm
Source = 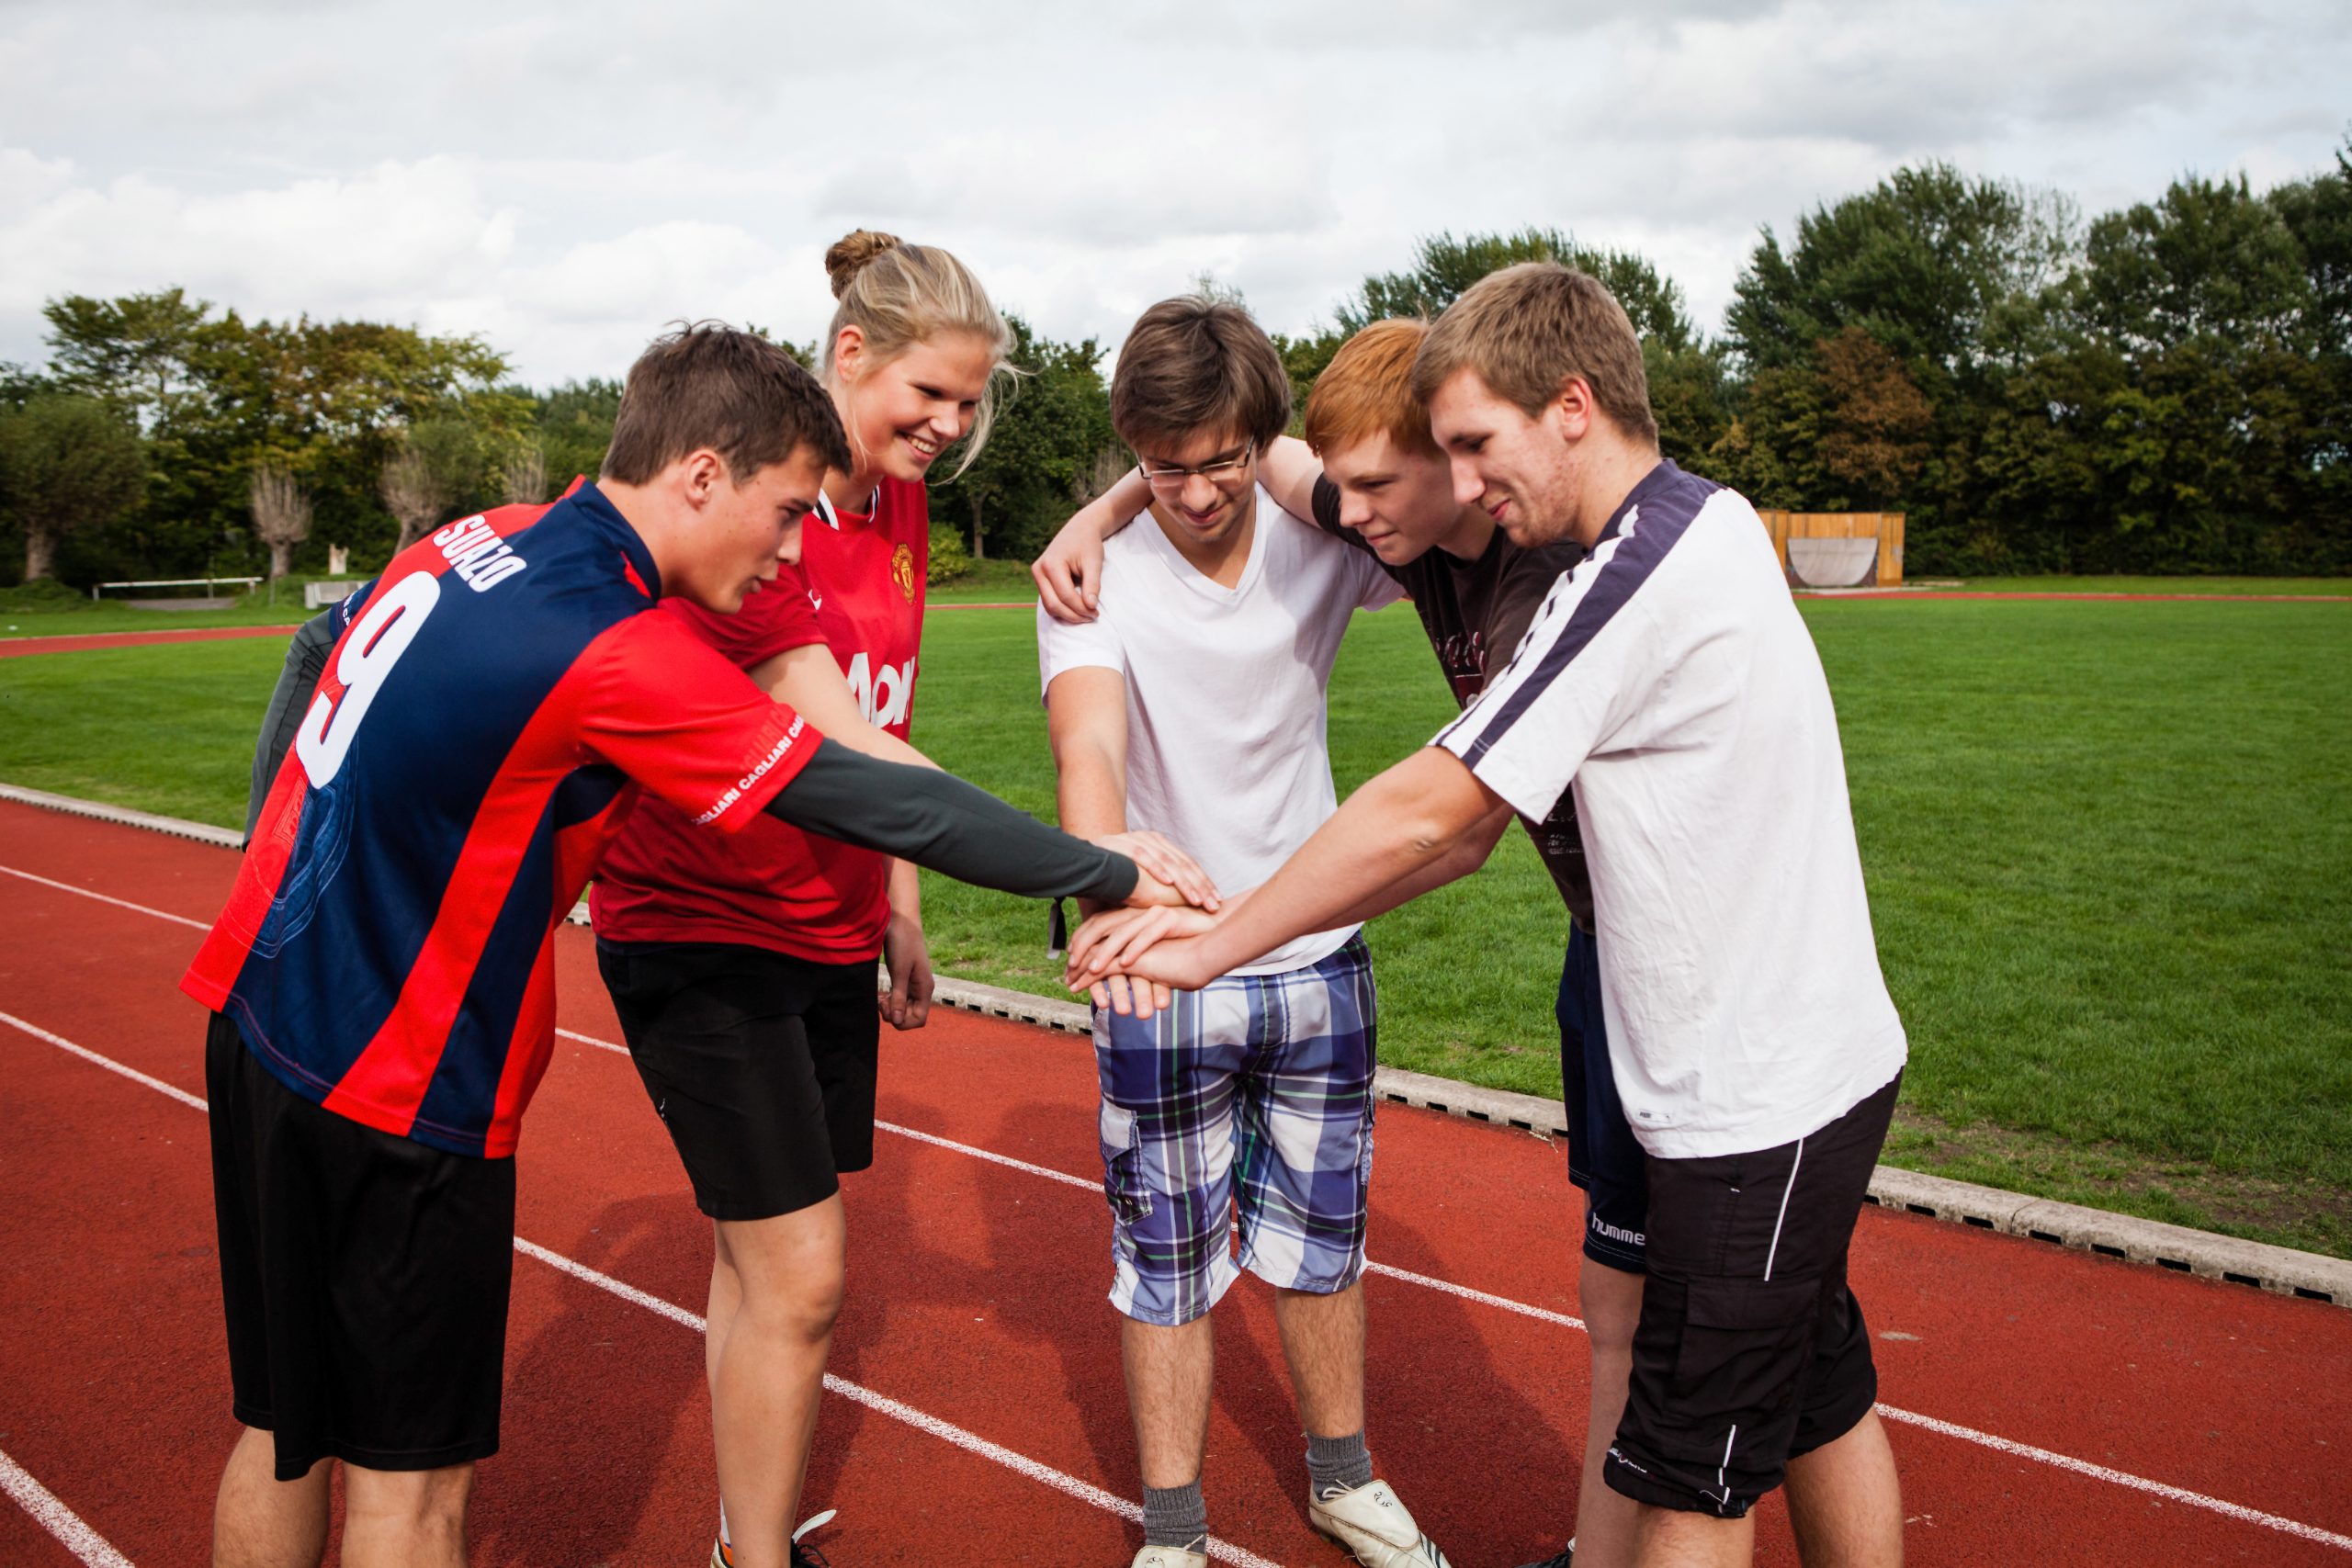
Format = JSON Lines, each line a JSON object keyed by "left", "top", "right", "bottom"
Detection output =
{"left": 1069, "top": 748, "right": 1510, "bottom": 993}
{"left": 762, "top": 738, "right": 1190, "bottom": 908}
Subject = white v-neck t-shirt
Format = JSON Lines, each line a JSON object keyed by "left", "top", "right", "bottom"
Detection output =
{"left": 1038, "top": 486, "right": 1405, "bottom": 975}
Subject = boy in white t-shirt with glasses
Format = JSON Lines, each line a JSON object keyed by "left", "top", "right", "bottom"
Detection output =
{"left": 1036, "top": 294, "right": 1448, "bottom": 1568}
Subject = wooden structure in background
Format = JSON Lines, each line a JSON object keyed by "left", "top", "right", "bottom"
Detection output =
{"left": 1756, "top": 511, "right": 1905, "bottom": 588}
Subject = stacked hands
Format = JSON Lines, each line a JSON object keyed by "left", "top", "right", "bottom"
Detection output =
{"left": 1073, "top": 831, "right": 1237, "bottom": 1020}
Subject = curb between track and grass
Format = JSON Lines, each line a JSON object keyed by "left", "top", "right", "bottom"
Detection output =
{"left": 5, "top": 777, "right": 2346, "bottom": 1312}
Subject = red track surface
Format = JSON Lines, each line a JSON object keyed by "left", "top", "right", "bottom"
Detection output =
{"left": 1807, "top": 591, "right": 2348, "bottom": 604}
{"left": 0, "top": 626, "right": 295, "bottom": 658}
{"left": 2, "top": 797, "right": 2347, "bottom": 1566}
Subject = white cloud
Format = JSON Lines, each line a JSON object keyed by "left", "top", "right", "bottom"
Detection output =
{"left": 0, "top": 0, "right": 2346, "bottom": 381}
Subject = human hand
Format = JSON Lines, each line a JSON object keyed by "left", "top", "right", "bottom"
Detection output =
{"left": 1032, "top": 512, "right": 1109, "bottom": 623}
{"left": 881, "top": 910, "right": 933, "bottom": 1031}
{"left": 1066, "top": 903, "right": 1229, "bottom": 1014}
{"left": 1091, "top": 830, "right": 1219, "bottom": 911}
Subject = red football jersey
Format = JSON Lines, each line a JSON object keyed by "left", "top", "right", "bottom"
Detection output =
{"left": 593, "top": 476, "right": 930, "bottom": 962}
{"left": 183, "top": 483, "right": 819, "bottom": 1157}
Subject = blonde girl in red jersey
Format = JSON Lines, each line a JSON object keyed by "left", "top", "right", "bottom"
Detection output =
{"left": 593, "top": 234, "right": 1205, "bottom": 1568}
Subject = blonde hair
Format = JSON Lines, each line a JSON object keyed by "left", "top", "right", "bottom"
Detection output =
{"left": 1303, "top": 319, "right": 1442, "bottom": 461}
{"left": 821, "top": 229, "right": 1015, "bottom": 479}
{"left": 1410, "top": 262, "right": 1657, "bottom": 446}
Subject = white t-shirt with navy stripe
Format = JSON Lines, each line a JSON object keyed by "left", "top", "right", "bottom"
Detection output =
{"left": 1040, "top": 487, "right": 1406, "bottom": 975}
{"left": 1437, "top": 461, "right": 1906, "bottom": 1159}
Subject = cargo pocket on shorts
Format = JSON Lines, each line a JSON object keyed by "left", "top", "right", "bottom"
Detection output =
{"left": 1661, "top": 1275, "right": 1818, "bottom": 1463}
{"left": 1098, "top": 1100, "right": 1154, "bottom": 1226}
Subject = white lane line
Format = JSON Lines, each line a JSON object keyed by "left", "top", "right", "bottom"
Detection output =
{"left": 5, "top": 1017, "right": 1279, "bottom": 1568}
{"left": 519, "top": 1239, "right": 1276, "bottom": 1567}
{"left": 0, "top": 1010, "right": 209, "bottom": 1112}
{"left": 0, "top": 1446, "right": 136, "bottom": 1568}
{"left": 1873, "top": 1406, "right": 2352, "bottom": 1550}
{"left": 0, "top": 863, "right": 209, "bottom": 931}
{"left": 33, "top": 994, "right": 2352, "bottom": 1553}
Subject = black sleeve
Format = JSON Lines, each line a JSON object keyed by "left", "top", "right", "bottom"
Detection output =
{"left": 243, "top": 609, "right": 341, "bottom": 842}
{"left": 763, "top": 739, "right": 1140, "bottom": 904}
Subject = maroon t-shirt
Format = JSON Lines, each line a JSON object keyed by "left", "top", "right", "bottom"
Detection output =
{"left": 1313, "top": 476, "right": 1593, "bottom": 931}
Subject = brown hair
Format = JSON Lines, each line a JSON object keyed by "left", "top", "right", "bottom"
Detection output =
{"left": 603, "top": 321, "right": 851, "bottom": 485}
{"left": 820, "top": 228, "right": 1014, "bottom": 479}
{"left": 1110, "top": 295, "right": 1292, "bottom": 455}
{"left": 1303, "top": 319, "right": 1441, "bottom": 460}
{"left": 1409, "top": 262, "right": 1657, "bottom": 445}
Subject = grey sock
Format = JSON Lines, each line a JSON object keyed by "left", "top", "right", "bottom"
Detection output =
{"left": 1143, "top": 1481, "right": 1208, "bottom": 1550}
{"left": 1306, "top": 1429, "right": 1374, "bottom": 1495}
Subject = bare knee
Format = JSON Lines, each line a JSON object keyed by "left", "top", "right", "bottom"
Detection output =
{"left": 343, "top": 1461, "right": 473, "bottom": 1533}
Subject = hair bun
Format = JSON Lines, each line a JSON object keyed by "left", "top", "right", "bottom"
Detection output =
{"left": 824, "top": 229, "right": 904, "bottom": 299}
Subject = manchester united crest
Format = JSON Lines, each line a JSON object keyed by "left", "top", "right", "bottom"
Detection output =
{"left": 891, "top": 543, "right": 916, "bottom": 603}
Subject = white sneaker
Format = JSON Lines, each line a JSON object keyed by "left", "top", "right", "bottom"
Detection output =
{"left": 1128, "top": 1545, "right": 1209, "bottom": 1568}
{"left": 1307, "top": 1478, "right": 1452, "bottom": 1567}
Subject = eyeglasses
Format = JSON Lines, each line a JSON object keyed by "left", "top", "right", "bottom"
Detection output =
{"left": 1136, "top": 440, "right": 1256, "bottom": 492}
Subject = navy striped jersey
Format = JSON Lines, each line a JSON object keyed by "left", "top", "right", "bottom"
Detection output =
{"left": 183, "top": 483, "right": 820, "bottom": 1157}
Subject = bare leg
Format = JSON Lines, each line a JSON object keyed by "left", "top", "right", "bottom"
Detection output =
{"left": 707, "top": 1197, "right": 849, "bottom": 1568}
{"left": 1124, "top": 1314, "right": 1216, "bottom": 1488}
{"left": 1634, "top": 1506, "right": 1754, "bottom": 1567}
{"left": 1272, "top": 1281, "right": 1365, "bottom": 1440}
{"left": 211, "top": 1427, "right": 330, "bottom": 1568}
{"left": 1784, "top": 1409, "right": 1902, "bottom": 1567}
{"left": 1573, "top": 1258, "right": 1645, "bottom": 1567}
{"left": 339, "top": 1461, "right": 473, "bottom": 1568}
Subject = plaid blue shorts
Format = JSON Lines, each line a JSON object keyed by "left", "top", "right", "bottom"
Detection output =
{"left": 1092, "top": 933, "right": 1377, "bottom": 1326}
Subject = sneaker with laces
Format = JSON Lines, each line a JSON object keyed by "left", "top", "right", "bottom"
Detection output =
{"left": 710, "top": 1508, "right": 836, "bottom": 1567}
{"left": 1307, "top": 1478, "right": 1451, "bottom": 1567}
{"left": 1127, "top": 1544, "right": 1208, "bottom": 1568}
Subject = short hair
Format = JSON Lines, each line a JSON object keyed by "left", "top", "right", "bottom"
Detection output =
{"left": 820, "top": 229, "right": 1014, "bottom": 479}
{"left": 1410, "top": 263, "right": 1657, "bottom": 446}
{"left": 1303, "top": 319, "right": 1441, "bottom": 460}
{"left": 1110, "top": 295, "right": 1292, "bottom": 456}
{"left": 602, "top": 321, "right": 852, "bottom": 486}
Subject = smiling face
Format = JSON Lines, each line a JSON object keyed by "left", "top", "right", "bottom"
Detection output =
{"left": 1320, "top": 430, "right": 1472, "bottom": 567}
{"left": 677, "top": 445, "right": 831, "bottom": 614}
{"left": 1426, "top": 367, "right": 1583, "bottom": 550}
{"left": 834, "top": 328, "right": 997, "bottom": 484}
{"left": 1136, "top": 425, "right": 1260, "bottom": 551}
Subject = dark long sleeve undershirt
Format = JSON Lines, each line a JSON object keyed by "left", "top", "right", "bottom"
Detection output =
{"left": 763, "top": 739, "right": 1138, "bottom": 905}
{"left": 241, "top": 608, "right": 1136, "bottom": 905}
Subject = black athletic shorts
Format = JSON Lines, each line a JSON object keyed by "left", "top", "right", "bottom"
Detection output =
{"left": 595, "top": 940, "right": 880, "bottom": 1221}
{"left": 207, "top": 1012, "right": 514, "bottom": 1482}
{"left": 1557, "top": 926, "right": 1647, "bottom": 1273}
{"left": 1604, "top": 1069, "right": 1901, "bottom": 1518}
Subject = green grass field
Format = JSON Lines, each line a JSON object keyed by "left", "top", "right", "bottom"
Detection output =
{"left": 2, "top": 592, "right": 2346, "bottom": 1256}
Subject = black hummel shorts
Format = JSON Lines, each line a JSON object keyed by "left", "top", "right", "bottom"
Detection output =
{"left": 595, "top": 940, "right": 879, "bottom": 1221}
{"left": 1603, "top": 1069, "right": 1901, "bottom": 1518}
{"left": 208, "top": 1012, "right": 514, "bottom": 1482}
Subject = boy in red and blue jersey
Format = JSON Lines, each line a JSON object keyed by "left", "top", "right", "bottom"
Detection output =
{"left": 186, "top": 324, "right": 1189, "bottom": 1568}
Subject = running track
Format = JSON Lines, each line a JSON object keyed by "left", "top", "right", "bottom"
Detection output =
{"left": 2, "top": 799, "right": 2347, "bottom": 1565}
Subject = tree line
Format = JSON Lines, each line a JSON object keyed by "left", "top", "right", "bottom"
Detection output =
{"left": 2, "top": 137, "right": 2345, "bottom": 589}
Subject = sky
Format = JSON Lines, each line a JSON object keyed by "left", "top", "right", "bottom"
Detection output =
{"left": 2, "top": 0, "right": 2346, "bottom": 387}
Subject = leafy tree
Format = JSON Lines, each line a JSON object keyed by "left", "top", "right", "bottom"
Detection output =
{"left": 2074, "top": 174, "right": 2312, "bottom": 355}
{"left": 1726, "top": 164, "right": 2078, "bottom": 378}
{"left": 0, "top": 394, "right": 146, "bottom": 581}
{"left": 250, "top": 465, "right": 313, "bottom": 580}
{"left": 42, "top": 288, "right": 213, "bottom": 430}
{"left": 1338, "top": 226, "right": 1700, "bottom": 348}
{"left": 530, "top": 378, "right": 623, "bottom": 492}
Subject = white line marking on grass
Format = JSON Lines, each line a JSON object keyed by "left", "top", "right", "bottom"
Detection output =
{"left": 0, "top": 1447, "right": 135, "bottom": 1567}
{"left": 25, "top": 998, "right": 2352, "bottom": 1554}
{"left": 1872, "top": 1406, "right": 2352, "bottom": 1550}
{"left": 1, "top": 1011, "right": 209, "bottom": 1112}
{"left": 0, "top": 863, "right": 209, "bottom": 931}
